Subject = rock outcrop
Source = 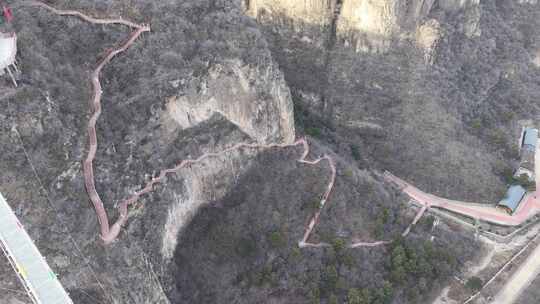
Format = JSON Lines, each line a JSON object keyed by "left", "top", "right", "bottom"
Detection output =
{"left": 245, "top": 0, "right": 337, "bottom": 26}
{"left": 159, "top": 145, "right": 259, "bottom": 260}
{"left": 439, "top": 0, "right": 480, "bottom": 11}
{"left": 534, "top": 50, "right": 540, "bottom": 67}
{"left": 416, "top": 18, "right": 441, "bottom": 64}
{"left": 338, "top": 0, "right": 437, "bottom": 53}
{"left": 246, "top": 0, "right": 489, "bottom": 54}
{"left": 247, "top": 0, "right": 441, "bottom": 53}
{"left": 166, "top": 59, "right": 295, "bottom": 144}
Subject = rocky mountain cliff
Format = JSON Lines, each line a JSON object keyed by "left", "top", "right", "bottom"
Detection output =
{"left": 2, "top": 0, "right": 298, "bottom": 302}
{"left": 1, "top": 0, "right": 538, "bottom": 304}
{"left": 246, "top": 0, "right": 479, "bottom": 53}
{"left": 246, "top": 0, "right": 540, "bottom": 203}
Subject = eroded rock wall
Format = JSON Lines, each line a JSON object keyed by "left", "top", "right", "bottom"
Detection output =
{"left": 166, "top": 59, "right": 295, "bottom": 145}
{"left": 246, "top": 0, "right": 486, "bottom": 54}
{"left": 338, "top": 0, "right": 436, "bottom": 52}
{"left": 247, "top": 0, "right": 440, "bottom": 53}
{"left": 159, "top": 147, "right": 258, "bottom": 260}
{"left": 439, "top": 0, "right": 480, "bottom": 11}
{"left": 246, "top": 0, "right": 337, "bottom": 25}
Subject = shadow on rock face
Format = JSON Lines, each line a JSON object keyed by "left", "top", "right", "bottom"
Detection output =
{"left": 169, "top": 147, "right": 325, "bottom": 303}
{"left": 165, "top": 146, "right": 481, "bottom": 304}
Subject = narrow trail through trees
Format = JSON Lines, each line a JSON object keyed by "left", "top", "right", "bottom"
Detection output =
{"left": 20, "top": 1, "right": 421, "bottom": 247}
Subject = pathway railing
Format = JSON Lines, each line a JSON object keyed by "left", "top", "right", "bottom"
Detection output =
{"left": 0, "top": 192, "right": 73, "bottom": 304}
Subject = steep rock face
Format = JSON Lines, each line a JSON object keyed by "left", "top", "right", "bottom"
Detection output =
{"left": 416, "top": 18, "right": 442, "bottom": 64}
{"left": 338, "top": 0, "right": 436, "bottom": 52}
{"left": 158, "top": 143, "right": 259, "bottom": 261}
{"left": 246, "top": 0, "right": 483, "bottom": 54}
{"left": 166, "top": 58, "right": 295, "bottom": 144}
{"left": 245, "top": 0, "right": 540, "bottom": 205}
{"left": 247, "top": 0, "right": 438, "bottom": 53}
{"left": 246, "top": 0, "right": 337, "bottom": 25}
{"left": 534, "top": 51, "right": 540, "bottom": 67}
{"left": 439, "top": 0, "right": 480, "bottom": 11}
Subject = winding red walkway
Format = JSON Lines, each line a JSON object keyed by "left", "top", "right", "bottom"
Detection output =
{"left": 384, "top": 171, "right": 540, "bottom": 227}
{"left": 24, "top": 2, "right": 425, "bottom": 249}
{"left": 23, "top": 1, "right": 346, "bottom": 246}
{"left": 25, "top": 1, "right": 152, "bottom": 243}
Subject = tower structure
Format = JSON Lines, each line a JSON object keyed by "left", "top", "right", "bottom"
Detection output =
{"left": 0, "top": 2, "right": 17, "bottom": 86}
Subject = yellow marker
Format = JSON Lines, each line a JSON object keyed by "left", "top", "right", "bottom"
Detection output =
{"left": 16, "top": 263, "right": 27, "bottom": 278}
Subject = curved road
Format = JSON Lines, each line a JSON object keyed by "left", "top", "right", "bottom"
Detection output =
{"left": 24, "top": 1, "right": 152, "bottom": 243}
{"left": 491, "top": 141, "right": 540, "bottom": 304}
{"left": 384, "top": 172, "right": 540, "bottom": 227}
{"left": 386, "top": 134, "right": 540, "bottom": 304}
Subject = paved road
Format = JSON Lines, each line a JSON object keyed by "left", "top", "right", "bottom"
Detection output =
{"left": 384, "top": 172, "right": 540, "bottom": 227}
{"left": 386, "top": 134, "right": 540, "bottom": 304}
{"left": 491, "top": 139, "right": 540, "bottom": 304}
{"left": 491, "top": 239, "right": 540, "bottom": 304}
{"left": 384, "top": 133, "right": 540, "bottom": 228}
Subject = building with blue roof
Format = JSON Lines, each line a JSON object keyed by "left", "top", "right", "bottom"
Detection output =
{"left": 497, "top": 185, "right": 527, "bottom": 214}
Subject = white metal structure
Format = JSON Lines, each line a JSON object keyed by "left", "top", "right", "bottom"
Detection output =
{"left": 0, "top": 31, "right": 18, "bottom": 86}
{"left": 0, "top": 192, "right": 73, "bottom": 304}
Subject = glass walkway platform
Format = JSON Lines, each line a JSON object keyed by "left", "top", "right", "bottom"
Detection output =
{"left": 0, "top": 192, "right": 73, "bottom": 304}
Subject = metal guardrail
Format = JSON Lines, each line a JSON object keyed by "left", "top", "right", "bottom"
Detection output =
{"left": 0, "top": 192, "right": 73, "bottom": 304}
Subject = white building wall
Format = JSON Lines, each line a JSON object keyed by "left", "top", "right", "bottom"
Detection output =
{"left": 0, "top": 32, "right": 16, "bottom": 71}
